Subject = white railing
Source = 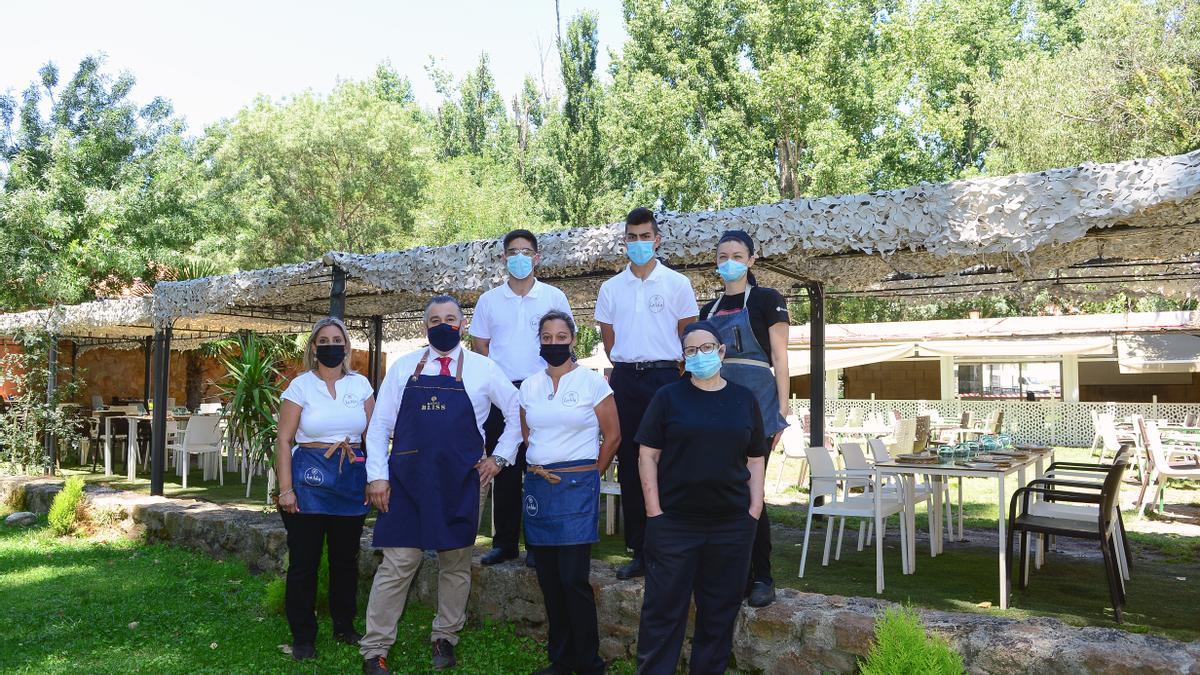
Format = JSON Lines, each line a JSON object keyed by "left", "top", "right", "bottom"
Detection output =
{"left": 790, "top": 398, "right": 1200, "bottom": 447}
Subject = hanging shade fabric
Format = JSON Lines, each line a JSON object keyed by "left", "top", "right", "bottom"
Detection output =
{"left": 916, "top": 338, "right": 1113, "bottom": 358}
{"left": 1117, "top": 334, "right": 1200, "bottom": 374}
{"left": 788, "top": 343, "right": 917, "bottom": 377}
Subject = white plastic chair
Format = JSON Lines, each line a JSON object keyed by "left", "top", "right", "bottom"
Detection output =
{"left": 887, "top": 419, "right": 917, "bottom": 456}
{"left": 197, "top": 402, "right": 223, "bottom": 414}
{"left": 1137, "top": 420, "right": 1200, "bottom": 515}
{"left": 846, "top": 408, "right": 864, "bottom": 428}
{"left": 866, "top": 437, "right": 956, "bottom": 542}
{"left": 170, "top": 414, "right": 224, "bottom": 488}
{"left": 800, "top": 446, "right": 909, "bottom": 576}
{"left": 772, "top": 415, "right": 809, "bottom": 493}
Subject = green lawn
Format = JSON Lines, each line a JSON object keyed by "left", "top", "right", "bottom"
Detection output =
{"left": 0, "top": 519, "right": 624, "bottom": 674}
{"left": 52, "top": 446, "right": 1200, "bottom": 642}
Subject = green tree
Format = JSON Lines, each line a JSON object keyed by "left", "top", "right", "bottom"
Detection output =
{"left": 210, "top": 78, "right": 429, "bottom": 267}
{"left": 0, "top": 57, "right": 214, "bottom": 308}
{"left": 413, "top": 155, "right": 544, "bottom": 247}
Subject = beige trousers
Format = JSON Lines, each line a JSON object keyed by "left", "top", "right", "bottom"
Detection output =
{"left": 359, "top": 546, "right": 474, "bottom": 658}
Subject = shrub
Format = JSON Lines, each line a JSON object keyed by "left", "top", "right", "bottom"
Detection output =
{"left": 48, "top": 477, "right": 87, "bottom": 536}
{"left": 859, "top": 606, "right": 964, "bottom": 675}
{"left": 263, "top": 547, "right": 331, "bottom": 615}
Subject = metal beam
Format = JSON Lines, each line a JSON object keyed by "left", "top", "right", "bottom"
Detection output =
{"left": 143, "top": 336, "right": 153, "bottom": 404}
{"left": 370, "top": 314, "right": 384, "bottom": 393}
{"left": 150, "top": 327, "right": 172, "bottom": 496}
{"left": 808, "top": 283, "right": 826, "bottom": 449}
{"left": 329, "top": 265, "right": 347, "bottom": 320}
{"left": 44, "top": 338, "right": 58, "bottom": 475}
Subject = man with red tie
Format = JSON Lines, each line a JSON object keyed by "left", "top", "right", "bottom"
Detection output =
{"left": 359, "top": 295, "right": 522, "bottom": 674}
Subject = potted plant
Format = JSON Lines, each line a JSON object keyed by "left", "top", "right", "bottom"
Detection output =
{"left": 217, "top": 332, "right": 285, "bottom": 500}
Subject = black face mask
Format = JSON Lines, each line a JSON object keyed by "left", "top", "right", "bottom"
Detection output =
{"left": 315, "top": 344, "right": 346, "bottom": 368}
{"left": 540, "top": 343, "right": 573, "bottom": 367}
{"left": 427, "top": 323, "right": 462, "bottom": 353}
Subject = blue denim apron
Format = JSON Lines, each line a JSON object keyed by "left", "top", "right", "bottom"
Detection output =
{"left": 704, "top": 288, "right": 789, "bottom": 437}
{"left": 291, "top": 441, "right": 369, "bottom": 516}
{"left": 371, "top": 350, "right": 484, "bottom": 550}
{"left": 523, "top": 459, "right": 600, "bottom": 546}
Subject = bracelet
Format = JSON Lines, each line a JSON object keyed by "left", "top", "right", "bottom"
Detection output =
{"left": 278, "top": 488, "right": 295, "bottom": 498}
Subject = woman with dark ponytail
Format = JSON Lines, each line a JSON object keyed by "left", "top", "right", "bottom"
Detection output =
{"left": 698, "top": 229, "right": 791, "bottom": 608}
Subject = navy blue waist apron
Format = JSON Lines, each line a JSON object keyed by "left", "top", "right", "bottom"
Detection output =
{"left": 372, "top": 349, "right": 484, "bottom": 551}
{"left": 291, "top": 440, "right": 369, "bottom": 517}
{"left": 705, "top": 288, "right": 789, "bottom": 437}
{"left": 523, "top": 459, "right": 600, "bottom": 546}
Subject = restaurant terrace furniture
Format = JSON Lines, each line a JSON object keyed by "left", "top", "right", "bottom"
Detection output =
{"left": 1007, "top": 453, "right": 1129, "bottom": 622}
{"left": 1135, "top": 420, "right": 1200, "bottom": 515}
{"left": 867, "top": 437, "right": 958, "bottom": 542}
{"left": 800, "top": 445, "right": 909, "bottom": 578}
{"left": 873, "top": 445, "right": 1051, "bottom": 609}
{"left": 773, "top": 417, "right": 810, "bottom": 493}
{"left": 169, "top": 414, "right": 224, "bottom": 488}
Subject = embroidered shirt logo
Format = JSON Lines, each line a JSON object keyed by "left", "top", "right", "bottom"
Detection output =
{"left": 342, "top": 393, "right": 363, "bottom": 408}
{"left": 561, "top": 391, "right": 580, "bottom": 406}
{"left": 524, "top": 494, "right": 539, "bottom": 516}
{"left": 648, "top": 294, "right": 665, "bottom": 313}
{"left": 421, "top": 395, "right": 446, "bottom": 412}
{"left": 303, "top": 467, "right": 324, "bottom": 486}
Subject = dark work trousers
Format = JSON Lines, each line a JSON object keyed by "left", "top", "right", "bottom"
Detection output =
{"left": 609, "top": 366, "right": 681, "bottom": 559}
{"left": 529, "top": 543, "right": 605, "bottom": 674}
{"left": 279, "top": 510, "right": 366, "bottom": 646}
{"left": 636, "top": 513, "right": 757, "bottom": 675}
{"left": 484, "top": 385, "right": 526, "bottom": 553}
{"left": 750, "top": 450, "right": 773, "bottom": 585}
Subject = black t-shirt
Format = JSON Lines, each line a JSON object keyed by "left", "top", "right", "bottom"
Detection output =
{"left": 699, "top": 286, "right": 790, "bottom": 365}
{"left": 634, "top": 379, "right": 767, "bottom": 519}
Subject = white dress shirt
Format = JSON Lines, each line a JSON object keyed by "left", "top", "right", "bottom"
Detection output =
{"left": 281, "top": 371, "right": 373, "bottom": 444}
{"left": 364, "top": 345, "right": 522, "bottom": 483}
{"left": 594, "top": 261, "right": 699, "bottom": 362}
{"left": 470, "top": 278, "right": 573, "bottom": 382}
{"left": 520, "top": 367, "right": 613, "bottom": 466}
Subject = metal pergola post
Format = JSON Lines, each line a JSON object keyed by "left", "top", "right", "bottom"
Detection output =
{"left": 808, "top": 282, "right": 826, "bottom": 448}
{"left": 44, "top": 337, "right": 59, "bottom": 474}
{"left": 370, "top": 314, "right": 384, "bottom": 393}
{"left": 150, "top": 326, "right": 173, "bottom": 496}
{"left": 329, "top": 265, "right": 346, "bottom": 320}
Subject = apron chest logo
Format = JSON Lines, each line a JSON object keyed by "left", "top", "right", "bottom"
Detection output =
{"left": 560, "top": 391, "right": 579, "bottom": 406}
{"left": 421, "top": 395, "right": 446, "bottom": 412}
{"left": 302, "top": 467, "right": 325, "bottom": 486}
{"left": 648, "top": 294, "right": 665, "bottom": 313}
{"left": 524, "top": 494, "right": 539, "bottom": 516}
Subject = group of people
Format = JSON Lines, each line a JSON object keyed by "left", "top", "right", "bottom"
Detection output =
{"left": 273, "top": 208, "right": 793, "bottom": 674}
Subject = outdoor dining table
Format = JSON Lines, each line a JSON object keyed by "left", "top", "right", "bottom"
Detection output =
{"left": 872, "top": 446, "right": 1052, "bottom": 609}
{"left": 103, "top": 412, "right": 191, "bottom": 481}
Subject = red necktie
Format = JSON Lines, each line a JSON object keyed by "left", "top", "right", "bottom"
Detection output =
{"left": 436, "top": 356, "right": 452, "bottom": 377}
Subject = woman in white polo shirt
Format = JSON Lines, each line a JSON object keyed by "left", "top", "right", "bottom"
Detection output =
{"left": 276, "top": 317, "right": 375, "bottom": 661}
{"left": 520, "top": 310, "right": 620, "bottom": 675}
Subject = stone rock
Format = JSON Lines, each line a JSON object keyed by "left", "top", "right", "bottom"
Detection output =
{"left": 4, "top": 511, "right": 36, "bottom": 526}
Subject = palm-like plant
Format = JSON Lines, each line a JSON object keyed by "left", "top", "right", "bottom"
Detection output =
{"left": 218, "top": 333, "right": 284, "bottom": 499}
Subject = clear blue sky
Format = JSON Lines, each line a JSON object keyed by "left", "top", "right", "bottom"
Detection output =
{"left": 1, "top": 0, "right": 628, "bottom": 135}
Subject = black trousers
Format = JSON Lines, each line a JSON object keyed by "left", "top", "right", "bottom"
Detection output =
{"left": 609, "top": 366, "right": 681, "bottom": 558}
{"left": 484, "top": 388, "right": 527, "bottom": 553}
{"left": 529, "top": 543, "right": 605, "bottom": 674}
{"left": 636, "top": 513, "right": 757, "bottom": 675}
{"left": 279, "top": 511, "right": 366, "bottom": 646}
{"left": 750, "top": 450, "right": 773, "bottom": 585}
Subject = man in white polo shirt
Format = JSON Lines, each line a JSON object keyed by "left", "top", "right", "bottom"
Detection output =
{"left": 471, "top": 228, "right": 574, "bottom": 567}
{"left": 595, "top": 207, "right": 698, "bottom": 580}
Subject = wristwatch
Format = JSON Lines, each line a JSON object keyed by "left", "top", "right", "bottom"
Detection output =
{"left": 494, "top": 456, "right": 511, "bottom": 469}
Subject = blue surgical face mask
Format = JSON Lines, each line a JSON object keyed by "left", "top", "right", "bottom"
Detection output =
{"left": 717, "top": 260, "right": 748, "bottom": 283}
{"left": 685, "top": 350, "right": 722, "bottom": 380}
{"left": 506, "top": 253, "right": 534, "bottom": 280}
{"left": 626, "top": 240, "right": 656, "bottom": 266}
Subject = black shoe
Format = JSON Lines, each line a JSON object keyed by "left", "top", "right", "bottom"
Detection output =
{"left": 481, "top": 547, "right": 518, "bottom": 565}
{"left": 525, "top": 549, "right": 537, "bottom": 568}
{"left": 748, "top": 581, "right": 776, "bottom": 608}
{"left": 432, "top": 639, "right": 457, "bottom": 670}
{"left": 333, "top": 628, "right": 363, "bottom": 645}
{"left": 531, "top": 666, "right": 567, "bottom": 675}
{"left": 615, "top": 558, "right": 644, "bottom": 580}
{"left": 363, "top": 656, "right": 391, "bottom": 674}
{"left": 292, "top": 643, "right": 316, "bottom": 661}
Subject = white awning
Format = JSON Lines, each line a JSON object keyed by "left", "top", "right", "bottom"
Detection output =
{"left": 916, "top": 338, "right": 1113, "bottom": 358}
{"left": 788, "top": 343, "right": 917, "bottom": 377}
{"left": 1117, "top": 334, "right": 1200, "bottom": 374}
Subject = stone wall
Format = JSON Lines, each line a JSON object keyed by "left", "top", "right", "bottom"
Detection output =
{"left": 4, "top": 477, "right": 1198, "bottom": 674}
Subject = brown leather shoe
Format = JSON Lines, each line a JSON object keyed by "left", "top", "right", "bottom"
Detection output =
{"left": 432, "top": 638, "right": 457, "bottom": 670}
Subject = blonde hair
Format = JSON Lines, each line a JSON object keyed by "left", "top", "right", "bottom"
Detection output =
{"left": 303, "top": 317, "right": 353, "bottom": 375}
